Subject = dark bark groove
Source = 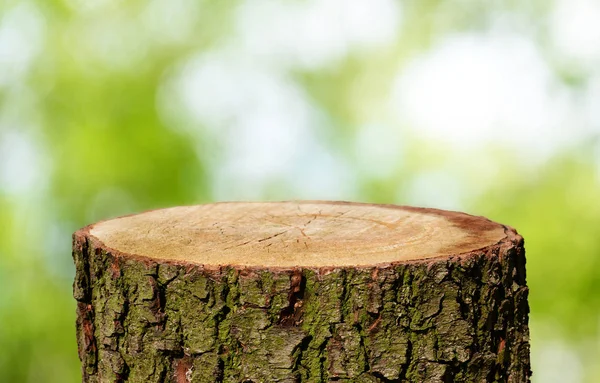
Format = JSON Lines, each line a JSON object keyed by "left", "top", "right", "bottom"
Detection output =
{"left": 73, "top": 232, "right": 530, "bottom": 382}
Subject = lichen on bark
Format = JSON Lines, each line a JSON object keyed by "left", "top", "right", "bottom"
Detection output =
{"left": 73, "top": 231, "right": 530, "bottom": 383}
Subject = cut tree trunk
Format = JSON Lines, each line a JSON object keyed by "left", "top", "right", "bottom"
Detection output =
{"left": 73, "top": 201, "right": 531, "bottom": 383}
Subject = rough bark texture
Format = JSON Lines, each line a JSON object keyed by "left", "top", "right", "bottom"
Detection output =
{"left": 73, "top": 228, "right": 530, "bottom": 382}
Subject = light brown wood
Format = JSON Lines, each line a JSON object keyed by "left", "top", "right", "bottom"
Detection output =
{"left": 87, "top": 201, "right": 507, "bottom": 268}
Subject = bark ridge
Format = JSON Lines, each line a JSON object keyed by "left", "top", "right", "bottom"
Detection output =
{"left": 73, "top": 232, "right": 530, "bottom": 382}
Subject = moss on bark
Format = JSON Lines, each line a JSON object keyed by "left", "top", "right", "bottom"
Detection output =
{"left": 73, "top": 231, "right": 530, "bottom": 382}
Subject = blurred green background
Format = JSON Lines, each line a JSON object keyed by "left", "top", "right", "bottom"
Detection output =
{"left": 1, "top": 0, "right": 600, "bottom": 381}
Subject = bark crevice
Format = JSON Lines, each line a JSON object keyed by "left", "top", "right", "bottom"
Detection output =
{"left": 73, "top": 229, "right": 531, "bottom": 382}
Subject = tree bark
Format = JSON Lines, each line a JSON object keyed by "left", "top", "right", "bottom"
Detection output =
{"left": 73, "top": 202, "right": 531, "bottom": 382}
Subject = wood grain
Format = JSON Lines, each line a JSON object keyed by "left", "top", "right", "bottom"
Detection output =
{"left": 86, "top": 201, "right": 508, "bottom": 268}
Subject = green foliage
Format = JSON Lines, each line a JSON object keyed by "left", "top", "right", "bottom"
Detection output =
{"left": 1, "top": 0, "right": 599, "bottom": 381}
{"left": 478, "top": 153, "right": 600, "bottom": 338}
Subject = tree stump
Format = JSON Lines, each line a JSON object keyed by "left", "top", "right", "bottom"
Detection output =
{"left": 73, "top": 201, "right": 531, "bottom": 383}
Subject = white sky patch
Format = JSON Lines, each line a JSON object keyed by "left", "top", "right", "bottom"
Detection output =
{"left": 391, "top": 33, "right": 575, "bottom": 166}
{"left": 65, "top": 0, "right": 115, "bottom": 15}
{"left": 568, "top": 74, "right": 600, "bottom": 179}
{"left": 170, "top": 50, "right": 290, "bottom": 132}
{"left": 209, "top": 90, "right": 347, "bottom": 199}
{"left": 0, "top": 3, "right": 45, "bottom": 87}
{"left": 158, "top": 0, "right": 402, "bottom": 199}
{"left": 76, "top": 16, "right": 149, "bottom": 71}
{"left": 532, "top": 339, "right": 583, "bottom": 383}
{"left": 550, "top": 0, "right": 600, "bottom": 68}
{"left": 286, "top": 145, "right": 358, "bottom": 200}
{"left": 212, "top": 134, "right": 358, "bottom": 201}
{"left": 354, "top": 122, "right": 405, "bottom": 179}
{"left": 595, "top": 140, "right": 600, "bottom": 182}
{"left": 583, "top": 74, "right": 600, "bottom": 133}
{"left": 162, "top": 48, "right": 356, "bottom": 200}
{"left": 402, "top": 171, "right": 464, "bottom": 211}
{"left": 219, "top": 102, "right": 312, "bottom": 180}
{"left": 141, "top": 0, "right": 201, "bottom": 45}
{"left": 0, "top": 130, "right": 45, "bottom": 196}
{"left": 234, "top": 0, "right": 401, "bottom": 70}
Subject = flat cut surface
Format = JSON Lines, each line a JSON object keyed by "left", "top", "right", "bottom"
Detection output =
{"left": 87, "top": 201, "right": 507, "bottom": 267}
